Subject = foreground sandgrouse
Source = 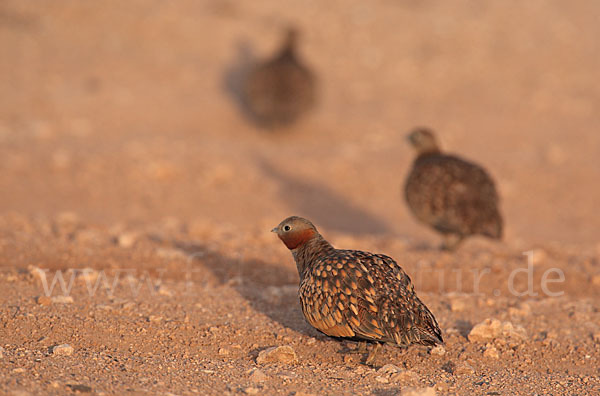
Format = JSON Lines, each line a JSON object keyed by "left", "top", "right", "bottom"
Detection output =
{"left": 272, "top": 216, "right": 443, "bottom": 363}
{"left": 405, "top": 128, "right": 503, "bottom": 250}
{"left": 243, "top": 27, "right": 316, "bottom": 128}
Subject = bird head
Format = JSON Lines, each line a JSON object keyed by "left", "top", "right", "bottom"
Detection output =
{"left": 407, "top": 127, "right": 440, "bottom": 154}
{"left": 272, "top": 216, "right": 317, "bottom": 250}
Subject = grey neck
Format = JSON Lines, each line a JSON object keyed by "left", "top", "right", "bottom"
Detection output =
{"left": 291, "top": 234, "right": 335, "bottom": 280}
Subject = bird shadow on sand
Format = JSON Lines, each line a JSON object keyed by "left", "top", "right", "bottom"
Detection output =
{"left": 258, "top": 159, "right": 393, "bottom": 236}
{"left": 169, "top": 238, "right": 317, "bottom": 337}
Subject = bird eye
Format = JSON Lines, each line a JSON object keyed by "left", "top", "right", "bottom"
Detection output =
{"left": 283, "top": 225, "right": 291, "bottom": 232}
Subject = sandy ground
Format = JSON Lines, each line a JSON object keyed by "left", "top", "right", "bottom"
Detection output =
{"left": 1, "top": 1, "right": 599, "bottom": 395}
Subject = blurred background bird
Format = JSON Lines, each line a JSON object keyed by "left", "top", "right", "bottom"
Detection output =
{"left": 404, "top": 128, "right": 503, "bottom": 250}
{"left": 242, "top": 27, "right": 317, "bottom": 129}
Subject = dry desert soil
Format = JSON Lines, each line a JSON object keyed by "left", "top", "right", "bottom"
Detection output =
{"left": 1, "top": 1, "right": 599, "bottom": 395}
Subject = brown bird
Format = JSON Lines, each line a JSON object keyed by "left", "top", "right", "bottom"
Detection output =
{"left": 243, "top": 27, "right": 316, "bottom": 128}
{"left": 272, "top": 216, "right": 442, "bottom": 364}
{"left": 405, "top": 128, "right": 503, "bottom": 250}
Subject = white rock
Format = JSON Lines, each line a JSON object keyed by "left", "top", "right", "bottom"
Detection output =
{"left": 77, "top": 268, "right": 99, "bottom": 283}
{"left": 391, "top": 370, "right": 419, "bottom": 383}
{"left": 249, "top": 368, "right": 267, "bottom": 382}
{"left": 51, "top": 295, "right": 74, "bottom": 304}
{"left": 455, "top": 363, "right": 475, "bottom": 375}
{"left": 117, "top": 232, "right": 138, "bottom": 248}
{"left": 430, "top": 345, "right": 446, "bottom": 356}
{"left": 378, "top": 364, "right": 402, "bottom": 375}
{"left": 244, "top": 387, "right": 259, "bottom": 395}
{"left": 256, "top": 345, "right": 297, "bottom": 364}
{"left": 401, "top": 387, "right": 436, "bottom": 396}
{"left": 468, "top": 319, "right": 526, "bottom": 343}
{"left": 483, "top": 344, "right": 499, "bottom": 359}
{"left": 0, "top": 346, "right": 4, "bottom": 358}
{"left": 52, "top": 344, "right": 74, "bottom": 356}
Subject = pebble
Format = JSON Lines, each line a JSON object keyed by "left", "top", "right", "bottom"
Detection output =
{"left": 378, "top": 364, "right": 402, "bottom": 375}
{"left": 157, "top": 285, "right": 173, "bottom": 297}
{"left": 244, "top": 387, "right": 260, "bottom": 395}
{"left": 256, "top": 345, "right": 297, "bottom": 364}
{"left": 155, "top": 248, "right": 188, "bottom": 261}
{"left": 391, "top": 370, "right": 419, "bottom": 383}
{"left": 508, "top": 303, "right": 531, "bottom": 317}
{"left": 117, "top": 232, "right": 138, "bottom": 248}
{"left": 77, "top": 268, "right": 100, "bottom": 283}
{"left": 430, "top": 345, "right": 446, "bottom": 356}
{"left": 401, "top": 387, "right": 436, "bottom": 396}
{"left": 455, "top": 363, "right": 475, "bottom": 375}
{"left": 52, "top": 295, "right": 74, "bottom": 304}
{"left": 591, "top": 274, "right": 600, "bottom": 287}
{"left": 36, "top": 295, "right": 52, "bottom": 306}
{"left": 52, "top": 344, "right": 74, "bottom": 356}
{"left": 13, "top": 367, "right": 26, "bottom": 373}
{"left": 0, "top": 346, "right": 4, "bottom": 358}
{"left": 249, "top": 368, "right": 267, "bottom": 382}
{"left": 375, "top": 376, "right": 389, "bottom": 383}
{"left": 468, "top": 319, "right": 526, "bottom": 343}
{"left": 483, "top": 344, "right": 500, "bottom": 359}
{"left": 218, "top": 348, "right": 230, "bottom": 356}
{"left": 592, "top": 332, "right": 600, "bottom": 344}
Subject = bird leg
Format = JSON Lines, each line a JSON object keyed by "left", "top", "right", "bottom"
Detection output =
{"left": 364, "top": 343, "right": 382, "bottom": 366}
{"left": 343, "top": 341, "right": 368, "bottom": 354}
{"left": 441, "top": 234, "right": 463, "bottom": 251}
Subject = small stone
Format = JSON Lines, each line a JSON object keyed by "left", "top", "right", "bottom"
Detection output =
{"left": 430, "top": 345, "right": 446, "bottom": 356}
{"left": 244, "top": 387, "right": 259, "bottom": 395}
{"left": 117, "top": 232, "right": 138, "bottom": 248}
{"left": 157, "top": 285, "right": 172, "bottom": 297}
{"left": 306, "top": 337, "right": 317, "bottom": 345}
{"left": 455, "top": 363, "right": 475, "bottom": 376}
{"left": 527, "top": 249, "right": 547, "bottom": 265}
{"left": 375, "top": 376, "right": 389, "bottom": 383}
{"left": 13, "top": 367, "right": 26, "bottom": 373}
{"left": 449, "top": 298, "right": 467, "bottom": 312}
{"left": 592, "top": 332, "right": 600, "bottom": 344}
{"left": 148, "top": 315, "right": 163, "bottom": 322}
{"left": 401, "top": 387, "right": 436, "bottom": 396}
{"left": 218, "top": 348, "right": 230, "bottom": 356}
{"left": 0, "top": 346, "right": 4, "bottom": 358}
{"left": 77, "top": 268, "right": 99, "bottom": 283}
{"left": 293, "top": 392, "right": 316, "bottom": 396}
{"left": 508, "top": 303, "right": 531, "bottom": 317}
{"left": 483, "top": 344, "right": 499, "bottom": 359}
{"left": 468, "top": 318, "right": 526, "bottom": 343}
{"left": 36, "top": 295, "right": 52, "bottom": 306}
{"left": 256, "top": 345, "right": 297, "bottom": 364}
{"left": 391, "top": 370, "right": 419, "bottom": 383}
{"left": 378, "top": 364, "right": 402, "bottom": 375}
{"left": 52, "top": 344, "right": 74, "bottom": 356}
{"left": 51, "top": 295, "right": 74, "bottom": 304}
{"left": 591, "top": 274, "right": 600, "bottom": 287}
{"left": 155, "top": 248, "right": 187, "bottom": 261}
{"left": 249, "top": 368, "right": 267, "bottom": 382}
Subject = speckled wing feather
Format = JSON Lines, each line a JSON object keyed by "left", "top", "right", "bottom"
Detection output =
{"left": 405, "top": 154, "right": 502, "bottom": 238}
{"left": 299, "top": 249, "right": 443, "bottom": 346}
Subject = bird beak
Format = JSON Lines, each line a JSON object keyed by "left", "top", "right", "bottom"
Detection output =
{"left": 271, "top": 227, "right": 278, "bottom": 233}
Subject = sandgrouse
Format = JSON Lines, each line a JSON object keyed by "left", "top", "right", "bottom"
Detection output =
{"left": 243, "top": 27, "right": 316, "bottom": 128}
{"left": 272, "top": 216, "right": 443, "bottom": 363}
{"left": 405, "top": 128, "right": 503, "bottom": 250}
